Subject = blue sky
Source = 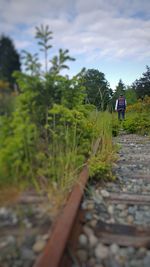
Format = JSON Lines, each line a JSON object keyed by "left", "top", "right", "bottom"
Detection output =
{"left": 0, "top": 0, "right": 150, "bottom": 89}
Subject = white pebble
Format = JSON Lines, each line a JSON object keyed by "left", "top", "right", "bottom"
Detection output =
{"left": 78, "top": 234, "right": 88, "bottom": 246}
{"left": 108, "top": 205, "right": 114, "bottom": 214}
{"left": 101, "top": 190, "right": 110, "bottom": 197}
{"left": 32, "top": 240, "right": 46, "bottom": 253}
{"left": 89, "top": 234, "right": 98, "bottom": 247}
{"left": 110, "top": 243, "right": 119, "bottom": 255}
{"left": 95, "top": 243, "right": 109, "bottom": 259}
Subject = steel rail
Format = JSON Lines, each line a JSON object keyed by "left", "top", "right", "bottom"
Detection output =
{"left": 33, "top": 166, "right": 88, "bottom": 267}
{"left": 33, "top": 138, "right": 101, "bottom": 267}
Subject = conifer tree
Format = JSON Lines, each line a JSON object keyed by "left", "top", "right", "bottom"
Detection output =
{"left": 0, "top": 35, "right": 21, "bottom": 86}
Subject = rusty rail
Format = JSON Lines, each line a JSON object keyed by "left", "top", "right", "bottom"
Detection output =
{"left": 34, "top": 166, "right": 88, "bottom": 267}
{"left": 33, "top": 137, "right": 102, "bottom": 267}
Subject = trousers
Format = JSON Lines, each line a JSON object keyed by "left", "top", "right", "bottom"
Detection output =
{"left": 118, "top": 109, "right": 125, "bottom": 120}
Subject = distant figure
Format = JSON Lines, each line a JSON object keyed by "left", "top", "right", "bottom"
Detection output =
{"left": 115, "top": 94, "right": 127, "bottom": 120}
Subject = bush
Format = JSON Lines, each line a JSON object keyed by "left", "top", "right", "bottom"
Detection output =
{"left": 123, "top": 96, "right": 150, "bottom": 135}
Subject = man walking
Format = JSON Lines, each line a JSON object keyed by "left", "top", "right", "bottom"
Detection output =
{"left": 115, "top": 94, "right": 127, "bottom": 120}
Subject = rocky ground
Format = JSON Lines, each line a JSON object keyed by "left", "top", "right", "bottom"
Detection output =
{"left": 74, "top": 133, "right": 150, "bottom": 267}
{"left": 0, "top": 190, "right": 59, "bottom": 267}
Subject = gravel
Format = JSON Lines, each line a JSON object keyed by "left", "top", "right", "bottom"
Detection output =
{"left": 74, "top": 134, "right": 150, "bottom": 267}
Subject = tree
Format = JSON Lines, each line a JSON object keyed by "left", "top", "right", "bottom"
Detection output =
{"left": 114, "top": 79, "right": 126, "bottom": 97}
{"left": 21, "top": 50, "right": 41, "bottom": 76}
{"left": 82, "top": 69, "right": 112, "bottom": 110}
{"left": 35, "top": 24, "right": 53, "bottom": 73}
{"left": 0, "top": 35, "right": 21, "bottom": 86}
{"left": 50, "top": 49, "right": 75, "bottom": 75}
{"left": 125, "top": 86, "right": 137, "bottom": 105}
{"left": 132, "top": 66, "right": 150, "bottom": 99}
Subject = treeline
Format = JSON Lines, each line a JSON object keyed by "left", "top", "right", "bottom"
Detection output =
{"left": 0, "top": 27, "right": 150, "bottom": 114}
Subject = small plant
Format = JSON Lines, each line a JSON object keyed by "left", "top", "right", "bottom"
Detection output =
{"left": 89, "top": 156, "right": 113, "bottom": 180}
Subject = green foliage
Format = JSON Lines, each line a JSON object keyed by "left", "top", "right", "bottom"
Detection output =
{"left": 114, "top": 79, "right": 126, "bottom": 97}
{"left": 0, "top": 25, "right": 116, "bottom": 194}
{"left": 50, "top": 49, "right": 75, "bottom": 75}
{"left": 82, "top": 69, "right": 112, "bottom": 111}
{"left": 35, "top": 24, "right": 53, "bottom": 51}
{"left": 35, "top": 24, "right": 53, "bottom": 73}
{"left": 88, "top": 112, "right": 116, "bottom": 181}
{"left": 123, "top": 113, "right": 138, "bottom": 133}
{"left": 125, "top": 86, "right": 137, "bottom": 105}
{"left": 112, "top": 114, "right": 120, "bottom": 136}
{"left": 44, "top": 74, "right": 86, "bottom": 109}
{"left": 123, "top": 96, "right": 150, "bottom": 135}
{"left": 0, "top": 35, "right": 21, "bottom": 86}
{"left": 35, "top": 126, "right": 85, "bottom": 191}
{"left": 21, "top": 51, "right": 41, "bottom": 76}
{"left": 0, "top": 71, "right": 96, "bottom": 189}
{"left": 0, "top": 113, "right": 38, "bottom": 185}
{"left": 47, "top": 104, "right": 96, "bottom": 157}
{"left": 133, "top": 65, "right": 150, "bottom": 99}
{"left": 89, "top": 156, "right": 113, "bottom": 180}
{"left": 123, "top": 112, "right": 150, "bottom": 135}
{"left": 13, "top": 72, "right": 45, "bottom": 126}
{"left": 0, "top": 80, "right": 16, "bottom": 115}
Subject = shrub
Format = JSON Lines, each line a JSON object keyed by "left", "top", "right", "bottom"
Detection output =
{"left": 123, "top": 96, "right": 150, "bottom": 135}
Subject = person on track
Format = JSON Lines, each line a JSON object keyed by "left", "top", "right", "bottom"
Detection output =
{"left": 115, "top": 94, "right": 127, "bottom": 121}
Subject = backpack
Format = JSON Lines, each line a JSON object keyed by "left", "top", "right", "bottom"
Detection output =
{"left": 117, "top": 96, "right": 126, "bottom": 111}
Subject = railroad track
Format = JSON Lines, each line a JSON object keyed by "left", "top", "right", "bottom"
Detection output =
{"left": 2, "top": 133, "right": 150, "bottom": 266}
{"left": 34, "top": 133, "right": 150, "bottom": 267}
{"left": 69, "top": 134, "right": 150, "bottom": 267}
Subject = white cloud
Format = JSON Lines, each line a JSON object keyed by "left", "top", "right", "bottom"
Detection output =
{"left": 1, "top": 0, "right": 74, "bottom": 25}
{"left": 14, "top": 40, "right": 32, "bottom": 49}
{"left": 0, "top": 0, "right": 150, "bottom": 64}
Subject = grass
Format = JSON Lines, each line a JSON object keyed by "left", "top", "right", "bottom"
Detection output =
{"left": 34, "top": 110, "right": 116, "bottom": 206}
{"left": 0, "top": 110, "right": 117, "bottom": 207}
{"left": 88, "top": 111, "right": 117, "bottom": 181}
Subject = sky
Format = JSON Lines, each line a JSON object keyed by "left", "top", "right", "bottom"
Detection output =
{"left": 0, "top": 0, "right": 150, "bottom": 89}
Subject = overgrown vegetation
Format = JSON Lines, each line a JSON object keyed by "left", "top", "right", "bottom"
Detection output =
{"left": 0, "top": 26, "right": 115, "bottom": 196}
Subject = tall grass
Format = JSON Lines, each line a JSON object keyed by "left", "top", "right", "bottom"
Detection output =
{"left": 89, "top": 111, "right": 113, "bottom": 154}
{"left": 88, "top": 111, "right": 116, "bottom": 181}
{"left": 41, "top": 111, "right": 115, "bottom": 193}
{"left": 47, "top": 125, "right": 84, "bottom": 193}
